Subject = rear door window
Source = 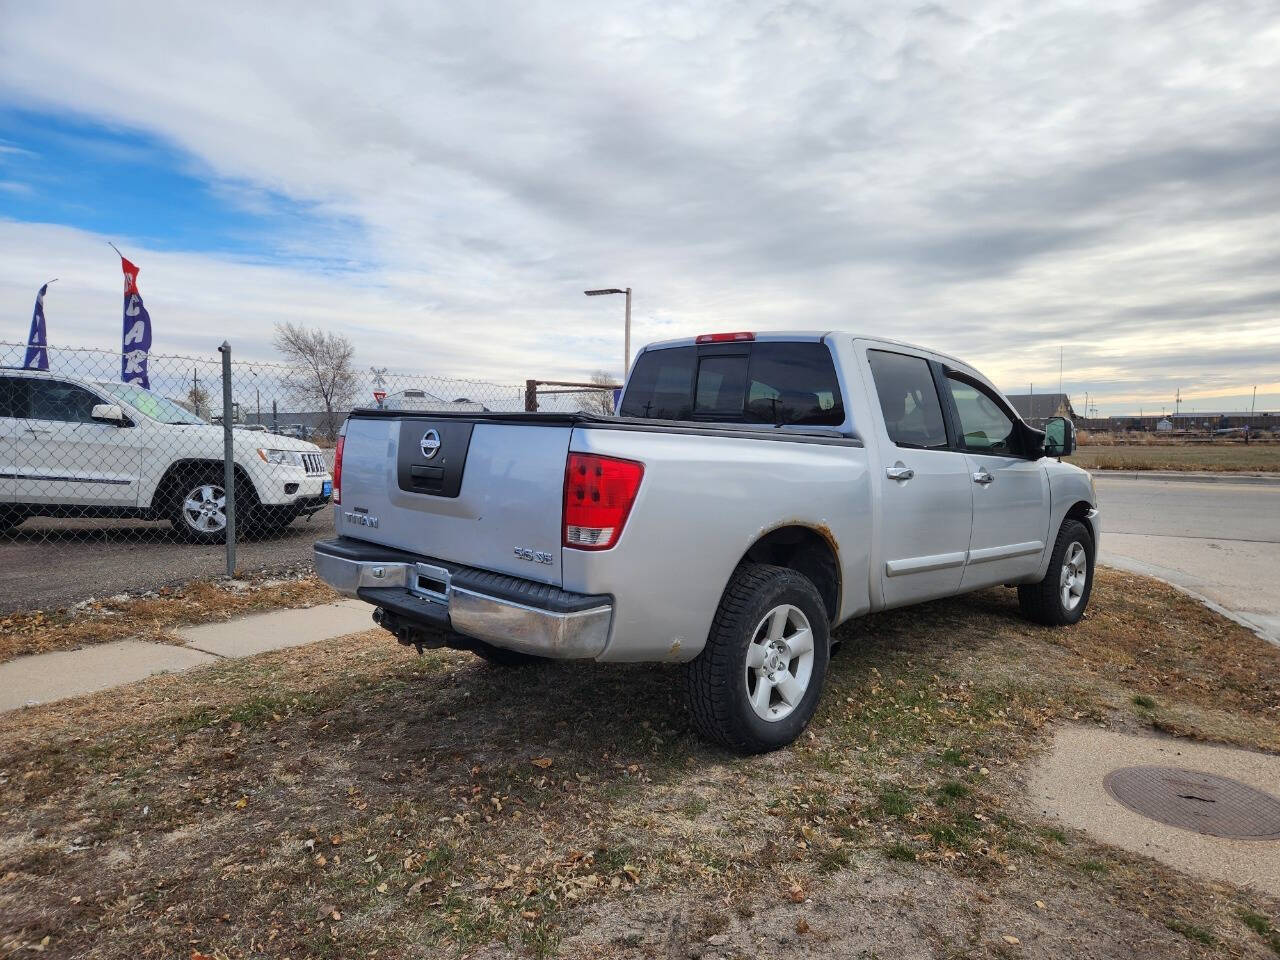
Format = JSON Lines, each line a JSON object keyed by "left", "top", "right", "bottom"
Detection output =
{"left": 866, "top": 349, "right": 949, "bottom": 449}
{"left": 620, "top": 341, "right": 844, "bottom": 426}
{"left": 0, "top": 377, "right": 29, "bottom": 419}
{"left": 28, "top": 379, "right": 103, "bottom": 424}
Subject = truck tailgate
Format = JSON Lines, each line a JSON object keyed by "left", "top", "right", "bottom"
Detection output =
{"left": 336, "top": 415, "right": 571, "bottom": 586}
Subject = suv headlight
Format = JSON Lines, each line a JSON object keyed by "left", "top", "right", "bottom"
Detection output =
{"left": 257, "top": 448, "right": 305, "bottom": 467}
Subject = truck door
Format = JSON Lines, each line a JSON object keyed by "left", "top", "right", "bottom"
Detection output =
{"left": 940, "top": 372, "right": 1049, "bottom": 590}
{"left": 862, "top": 348, "right": 974, "bottom": 608}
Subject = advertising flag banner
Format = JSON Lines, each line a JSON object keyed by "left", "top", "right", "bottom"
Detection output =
{"left": 23, "top": 281, "right": 52, "bottom": 370}
{"left": 118, "top": 254, "right": 152, "bottom": 388}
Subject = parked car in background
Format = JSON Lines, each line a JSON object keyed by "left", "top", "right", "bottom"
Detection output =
{"left": 0, "top": 369, "right": 332, "bottom": 541}
{"left": 315, "top": 332, "right": 1098, "bottom": 752}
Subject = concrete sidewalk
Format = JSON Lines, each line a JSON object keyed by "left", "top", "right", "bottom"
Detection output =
{"left": 0, "top": 599, "right": 374, "bottom": 712}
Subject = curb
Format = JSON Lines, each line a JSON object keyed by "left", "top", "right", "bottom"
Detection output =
{"left": 1091, "top": 470, "right": 1280, "bottom": 486}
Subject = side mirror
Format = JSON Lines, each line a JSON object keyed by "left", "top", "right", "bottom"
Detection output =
{"left": 1044, "top": 416, "right": 1075, "bottom": 458}
{"left": 91, "top": 403, "right": 126, "bottom": 425}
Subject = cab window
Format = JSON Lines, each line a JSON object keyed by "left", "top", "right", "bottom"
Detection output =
{"left": 866, "top": 350, "right": 949, "bottom": 449}
{"left": 945, "top": 376, "right": 1017, "bottom": 454}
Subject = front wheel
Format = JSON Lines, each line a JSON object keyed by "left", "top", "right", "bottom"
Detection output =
{"left": 170, "top": 473, "right": 230, "bottom": 544}
{"left": 686, "top": 563, "right": 830, "bottom": 754}
{"left": 1018, "top": 518, "right": 1095, "bottom": 626}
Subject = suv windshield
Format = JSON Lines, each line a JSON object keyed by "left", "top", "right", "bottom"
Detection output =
{"left": 97, "top": 382, "right": 207, "bottom": 425}
{"left": 619, "top": 341, "right": 844, "bottom": 426}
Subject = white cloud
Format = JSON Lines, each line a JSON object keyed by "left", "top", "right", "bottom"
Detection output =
{"left": 1, "top": 0, "right": 1278, "bottom": 412}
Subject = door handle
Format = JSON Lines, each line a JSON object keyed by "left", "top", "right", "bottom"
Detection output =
{"left": 886, "top": 465, "right": 915, "bottom": 481}
{"left": 972, "top": 469, "right": 994, "bottom": 485}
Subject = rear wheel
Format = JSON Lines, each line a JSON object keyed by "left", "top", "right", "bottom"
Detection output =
{"left": 686, "top": 563, "right": 830, "bottom": 754}
{"left": 1018, "top": 519, "right": 1094, "bottom": 626}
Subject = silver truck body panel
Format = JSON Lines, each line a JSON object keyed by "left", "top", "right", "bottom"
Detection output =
{"left": 562, "top": 426, "right": 872, "bottom": 662}
{"left": 337, "top": 418, "right": 570, "bottom": 585}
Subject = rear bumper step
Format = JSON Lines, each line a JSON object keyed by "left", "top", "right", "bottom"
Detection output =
{"left": 313, "top": 537, "right": 613, "bottom": 659}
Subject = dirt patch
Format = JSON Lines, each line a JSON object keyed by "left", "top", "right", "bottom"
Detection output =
{"left": 0, "top": 573, "right": 338, "bottom": 663}
{"left": 0, "top": 569, "right": 1278, "bottom": 958}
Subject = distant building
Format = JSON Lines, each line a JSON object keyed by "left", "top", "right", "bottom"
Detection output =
{"left": 1156, "top": 418, "right": 1174, "bottom": 432}
{"left": 378, "top": 389, "right": 488, "bottom": 413}
{"left": 1004, "top": 393, "right": 1077, "bottom": 425}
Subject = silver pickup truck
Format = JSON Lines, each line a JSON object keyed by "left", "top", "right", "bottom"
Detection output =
{"left": 315, "top": 332, "right": 1098, "bottom": 753}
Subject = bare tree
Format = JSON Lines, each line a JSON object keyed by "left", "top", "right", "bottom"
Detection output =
{"left": 581, "top": 370, "right": 620, "bottom": 416}
{"left": 273, "top": 322, "right": 358, "bottom": 442}
{"left": 186, "top": 381, "right": 211, "bottom": 420}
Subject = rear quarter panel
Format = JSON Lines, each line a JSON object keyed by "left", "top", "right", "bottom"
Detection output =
{"left": 563, "top": 427, "right": 872, "bottom": 662}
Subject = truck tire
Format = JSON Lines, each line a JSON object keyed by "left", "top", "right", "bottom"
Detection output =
{"left": 1017, "top": 519, "right": 1094, "bottom": 626}
{"left": 468, "top": 639, "right": 549, "bottom": 667}
{"left": 686, "top": 563, "right": 830, "bottom": 754}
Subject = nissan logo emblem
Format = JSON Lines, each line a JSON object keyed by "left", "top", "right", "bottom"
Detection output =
{"left": 420, "top": 429, "right": 442, "bottom": 460}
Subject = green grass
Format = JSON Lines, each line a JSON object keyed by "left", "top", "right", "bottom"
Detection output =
{"left": 875, "top": 788, "right": 914, "bottom": 819}
{"left": 1166, "top": 919, "right": 1216, "bottom": 946}
{"left": 883, "top": 843, "right": 916, "bottom": 863}
{"left": 1132, "top": 694, "right": 1156, "bottom": 709}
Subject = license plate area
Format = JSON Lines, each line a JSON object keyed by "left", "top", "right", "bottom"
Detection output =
{"left": 411, "top": 562, "right": 451, "bottom": 602}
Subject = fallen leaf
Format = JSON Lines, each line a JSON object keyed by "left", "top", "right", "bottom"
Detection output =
{"left": 1035, "top": 900, "right": 1046, "bottom": 910}
{"left": 1003, "top": 935, "right": 1020, "bottom": 945}
{"left": 233, "top": 796, "right": 248, "bottom": 810}
{"left": 531, "top": 757, "right": 553, "bottom": 769}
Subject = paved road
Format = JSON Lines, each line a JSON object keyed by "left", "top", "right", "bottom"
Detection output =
{"left": 1094, "top": 475, "right": 1280, "bottom": 645}
{"left": 0, "top": 516, "right": 327, "bottom": 612}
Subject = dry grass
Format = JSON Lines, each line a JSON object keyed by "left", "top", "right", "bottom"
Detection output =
{"left": 1, "top": 569, "right": 1278, "bottom": 958}
{"left": 0, "top": 574, "right": 338, "bottom": 663}
{"left": 1069, "top": 442, "right": 1280, "bottom": 472}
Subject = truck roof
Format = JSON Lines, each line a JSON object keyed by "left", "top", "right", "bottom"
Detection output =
{"left": 639, "top": 330, "right": 970, "bottom": 370}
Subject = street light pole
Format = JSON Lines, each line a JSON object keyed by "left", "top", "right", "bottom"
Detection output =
{"left": 585, "top": 286, "right": 632, "bottom": 377}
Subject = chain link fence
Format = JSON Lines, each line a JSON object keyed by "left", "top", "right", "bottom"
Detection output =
{"left": 0, "top": 340, "right": 617, "bottom": 586}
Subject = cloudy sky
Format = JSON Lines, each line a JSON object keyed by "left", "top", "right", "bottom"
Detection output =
{"left": 1, "top": 0, "right": 1277, "bottom": 414}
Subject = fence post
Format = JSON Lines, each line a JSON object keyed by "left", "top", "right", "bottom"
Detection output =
{"left": 271, "top": 399, "right": 278, "bottom": 434}
{"left": 218, "top": 341, "right": 237, "bottom": 576}
{"left": 525, "top": 379, "right": 538, "bottom": 412}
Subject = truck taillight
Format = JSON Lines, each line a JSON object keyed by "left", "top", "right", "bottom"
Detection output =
{"left": 332, "top": 435, "right": 345, "bottom": 504}
{"left": 695, "top": 331, "right": 754, "bottom": 343}
{"left": 563, "top": 453, "right": 644, "bottom": 551}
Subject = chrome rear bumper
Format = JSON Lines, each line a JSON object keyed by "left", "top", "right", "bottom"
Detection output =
{"left": 313, "top": 538, "right": 612, "bottom": 660}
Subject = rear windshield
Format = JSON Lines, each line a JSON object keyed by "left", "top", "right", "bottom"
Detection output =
{"left": 619, "top": 341, "right": 844, "bottom": 426}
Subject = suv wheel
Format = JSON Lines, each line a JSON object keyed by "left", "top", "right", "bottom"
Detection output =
{"left": 0, "top": 507, "right": 27, "bottom": 536}
{"left": 171, "top": 474, "right": 229, "bottom": 544}
{"left": 686, "top": 563, "right": 830, "bottom": 754}
{"left": 1017, "top": 518, "right": 1095, "bottom": 626}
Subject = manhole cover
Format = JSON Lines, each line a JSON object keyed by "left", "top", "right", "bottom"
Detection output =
{"left": 1103, "top": 766, "right": 1280, "bottom": 840}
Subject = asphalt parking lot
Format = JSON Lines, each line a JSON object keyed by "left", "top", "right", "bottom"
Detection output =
{"left": 0, "top": 516, "right": 325, "bottom": 612}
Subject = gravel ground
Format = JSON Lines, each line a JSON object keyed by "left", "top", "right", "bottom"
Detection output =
{"left": 0, "top": 515, "right": 329, "bottom": 612}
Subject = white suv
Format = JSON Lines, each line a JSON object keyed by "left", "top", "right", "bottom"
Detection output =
{"left": 0, "top": 369, "right": 332, "bottom": 542}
